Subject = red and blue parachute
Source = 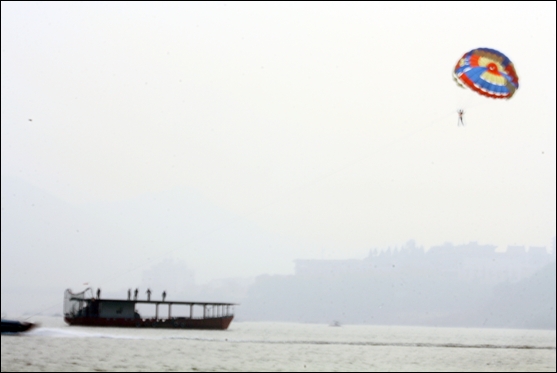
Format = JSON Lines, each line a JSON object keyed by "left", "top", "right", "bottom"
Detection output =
{"left": 453, "top": 48, "right": 519, "bottom": 99}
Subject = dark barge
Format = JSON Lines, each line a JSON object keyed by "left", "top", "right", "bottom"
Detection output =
{"left": 64, "top": 288, "right": 236, "bottom": 330}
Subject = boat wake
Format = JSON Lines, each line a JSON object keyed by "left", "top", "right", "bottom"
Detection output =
{"left": 25, "top": 328, "right": 556, "bottom": 351}
{"left": 27, "top": 327, "right": 145, "bottom": 340}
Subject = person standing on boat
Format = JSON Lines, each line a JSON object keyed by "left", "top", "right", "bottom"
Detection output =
{"left": 162, "top": 291, "right": 166, "bottom": 302}
{"left": 146, "top": 288, "right": 151, "bottom": 301}
{"left": 128, "top": 289, "right": 131, "bottom": 300}
{"left": 97, "top": 288, "right": 101, "bottom": 299}
{"left": 134, "top": 288, "right": 139, "bottom": 300}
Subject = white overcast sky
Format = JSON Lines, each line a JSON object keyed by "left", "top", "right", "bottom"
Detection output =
{"left": 2, "top": 1, "right": 556, "bottom": 265}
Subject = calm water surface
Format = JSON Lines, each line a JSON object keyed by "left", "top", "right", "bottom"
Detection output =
{"left": 1, "top": 316, "right": 555, "bottom": 372}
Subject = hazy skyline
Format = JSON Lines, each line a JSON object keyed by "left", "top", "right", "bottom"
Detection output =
{"left": 1, "top": 2, "right": 556, "bottom": 311}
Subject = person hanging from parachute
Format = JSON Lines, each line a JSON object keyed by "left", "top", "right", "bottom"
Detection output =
{"left": 457, "top": 109, "right": 465, "bottom": 126}
{"left": 452, "top": 47, "right": 519, "bottom": 126}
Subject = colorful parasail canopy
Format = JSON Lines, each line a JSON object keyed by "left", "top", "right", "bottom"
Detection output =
{"left": 453, "top": 48, "right": 519, "bottom": 99}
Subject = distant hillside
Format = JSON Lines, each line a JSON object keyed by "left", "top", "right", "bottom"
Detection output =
{"left": 238, "top": 255, "right": 556, "bottom": 329}
{"left": 480, "top": 261, "right": 556, "bottom": 329}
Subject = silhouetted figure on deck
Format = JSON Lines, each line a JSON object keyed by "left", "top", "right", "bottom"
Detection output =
{"left": 134, "top": 288, "right": 138, "bottom": 300}
{"left": 128, "top": 289, "right": 131, "bottom": 300}
{"left": 97, "top": 288, "right": 101, "bottom": 299}
{"left": 146, "top": 288, "right": 151, "bottom": 301}
{"left": 162, "top": 291, "right": 166, "bottom": 302}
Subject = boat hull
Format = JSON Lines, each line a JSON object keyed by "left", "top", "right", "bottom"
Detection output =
{"left": 64, "top": 316, "right": 234, "bottom": 330}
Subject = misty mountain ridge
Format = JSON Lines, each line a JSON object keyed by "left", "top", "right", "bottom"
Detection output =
{"left": 239, "top": 242, "right": 555, "bottom": 329}
{"left": 2, "top": 175, "right": 310, "bottom": 285}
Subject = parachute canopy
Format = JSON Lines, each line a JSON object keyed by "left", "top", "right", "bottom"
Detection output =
{"left": 454, "top": 48, "right": 519, "bottom": 99}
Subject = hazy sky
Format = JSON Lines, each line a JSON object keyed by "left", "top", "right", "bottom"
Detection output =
{"left": 2, "top": 2, "right": 556, "bottom": 289}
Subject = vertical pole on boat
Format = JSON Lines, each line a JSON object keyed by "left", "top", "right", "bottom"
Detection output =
{"left": 203, "top": 304, "right": 206, "bottom": 319}
{"left": 168, "top": 303, "right": 172, "bottom": 319}
{"left": 190, "top": 304, "right": 193, "bottom": 319}
{"left": 156, "top": 303, "right": 159, "bottom": 320}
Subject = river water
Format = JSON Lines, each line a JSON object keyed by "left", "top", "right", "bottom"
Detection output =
{"left": 1, "top": 316, "right": 555, "bottom": 371}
